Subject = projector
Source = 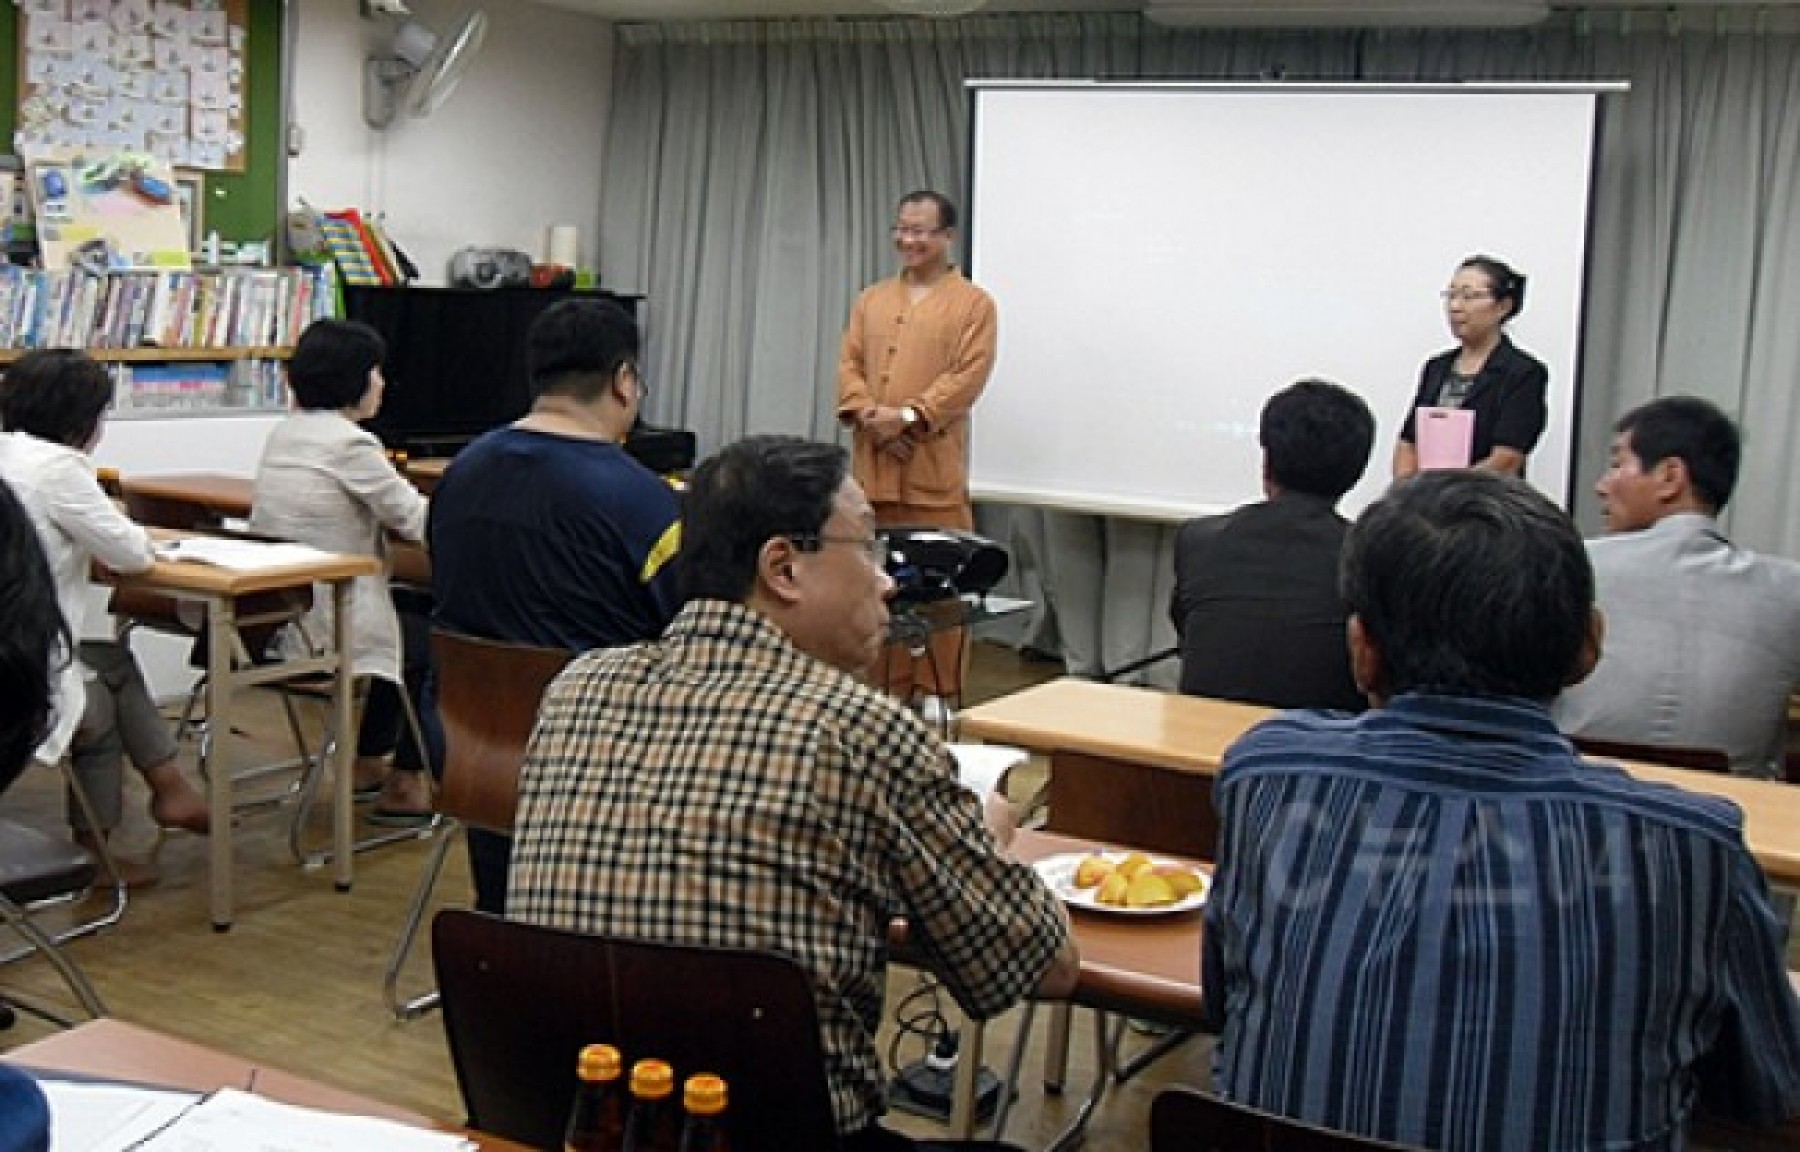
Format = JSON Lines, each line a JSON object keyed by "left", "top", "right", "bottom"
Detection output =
{"left": 883, "top": 528, "right": 1008, "bottom": 607}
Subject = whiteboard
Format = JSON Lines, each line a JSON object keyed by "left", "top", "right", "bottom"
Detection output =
{"left": 966, "top": 82, "right": 1607, "bottom": 520}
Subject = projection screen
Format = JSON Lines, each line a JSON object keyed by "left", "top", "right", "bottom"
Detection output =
{"left": 966, "top": 82, "right": 1613, "bottom": 520}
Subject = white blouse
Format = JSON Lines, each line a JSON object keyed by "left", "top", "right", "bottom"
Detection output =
{"left": 0, "top": 431, "right": 155, "bottom": 763}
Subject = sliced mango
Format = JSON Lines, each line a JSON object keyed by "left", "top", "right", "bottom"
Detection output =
{"left": 1073, "top": 854, "right": 1115, "bottom": 889}
{"left": 1125, "top": 871, "right": 1179, "bottom": 908}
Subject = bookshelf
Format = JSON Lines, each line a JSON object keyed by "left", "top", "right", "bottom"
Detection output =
{"left": 0, "top": 264, "right": 336, "bottom": 417}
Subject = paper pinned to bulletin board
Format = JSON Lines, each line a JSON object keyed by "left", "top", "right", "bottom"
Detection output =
{"left": 15, "top": 0, "right": 249, "bottom": 173}
{"left": 28, "top": 150, "right": 193, "bottom": 271}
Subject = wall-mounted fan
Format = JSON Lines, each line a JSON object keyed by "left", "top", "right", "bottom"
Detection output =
{"left": 362, "top": 3, "right": 489, "bottom": 130}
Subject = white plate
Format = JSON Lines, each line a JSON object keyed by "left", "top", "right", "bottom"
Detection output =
{"left": 1032, "top": 851, "right": 1210, "bottom": 916}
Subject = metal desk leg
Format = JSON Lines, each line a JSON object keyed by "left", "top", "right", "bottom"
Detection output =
{"left": 1044, "top": 1001, "right": 1072, "bottom": 1092}
{"left": 948, "top": 1015, "right": 985, "bottom": 1137}
{"left": 1043, "top": 1010, "right": 1123, "bottom": 1152}
{"left": 206, "top": 596, "right": 236, "bottom": 931}
{"left": 330, "top": 581, "right": 355, "bottom": 893}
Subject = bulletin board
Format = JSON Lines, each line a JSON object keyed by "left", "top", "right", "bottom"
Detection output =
{"left": 15, "top": 0, "right": 248, "bottom": 173}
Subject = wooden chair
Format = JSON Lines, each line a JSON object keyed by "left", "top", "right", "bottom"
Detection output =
{"left": 382, "top": 631, "right": 571, "bottom": 1020}
{"left": 1150, "top": 1087, "right": 1422, "bottom": 1151}
{"left": 1570, "top": 736, "right": 1731, "bottom": 774}
{"left": 0, "top": 818, "right": 109, "bottom": 1028}
{"left": 431, "top": 909, "right": 839, "bottom": 1152}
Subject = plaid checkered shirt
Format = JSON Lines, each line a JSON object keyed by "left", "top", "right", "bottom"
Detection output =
{"left": 509, "top": 598, "right": 1071, "bottom": 1134}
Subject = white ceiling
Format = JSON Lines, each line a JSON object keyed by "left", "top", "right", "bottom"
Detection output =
{"left": 521, "top": 0, "right": 1798, "bottom": 22}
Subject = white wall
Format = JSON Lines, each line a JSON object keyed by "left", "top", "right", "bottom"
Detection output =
{"left": 92, "top": 3, "right": 613, "bottom": 697}
{"left": 288, "top": 0, "right": 614, "bottom": 285}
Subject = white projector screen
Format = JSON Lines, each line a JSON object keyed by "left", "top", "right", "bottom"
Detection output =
{"left": 966, "top": 82, "right": 1607, "bottom": 520}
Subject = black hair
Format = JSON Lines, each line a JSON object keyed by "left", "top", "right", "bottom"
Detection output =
{"left": 1261, "top": 378, "right": 1375, "bottom": 502}
{"left": 898, "top": 190, "right": 957, "bottom": 232}
{"left": 1341, "top": 470, "right": 1592, "bottom": 701}
{"left": 287, "top": 319, "right": 385, "bottom": 411}
{"left": 0, "top": 349, "right": 113, "bottom": 448}
{"left": 1459, "top": 254, "right": 1527, "bottom": 321}
{"left": 681, "top": 437, "right": 848, "bottom": 604}
{"left": 1614, "top": 395, "right": 1741, "bottom": 513}
{"left": 0, "top": 482, "right": 68, "bottom": 792}
{"left": 526, "top": 298, "right": 640, "bottom": 404}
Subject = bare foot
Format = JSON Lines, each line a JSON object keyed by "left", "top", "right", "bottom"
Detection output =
{"left": 353, "top": 755, "right": 392, "bottom": 795}
{"left": 72, "top": 831, "right": 160, "bottom": 890}
{"left": 374, "top": 770, "right": 434, "bottom": 817}
{"left": 143, "top": 763, "right": 212, "bottom": 834}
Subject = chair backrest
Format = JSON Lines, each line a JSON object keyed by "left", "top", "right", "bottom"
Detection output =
{"left": 431, "top": 630, "right": 572, "bottom": 834}
{"left": 432, "top": 909, "right": 839, "bottom": 1152}
{"left": 1570, "top": 735, "right": 1731, "bottom": 774}
{"left": 1151, "top": 1088, "right": 1421, "bottom": 1151}
{"left": 120, "top": 485, "right": 225, "bottom": 532}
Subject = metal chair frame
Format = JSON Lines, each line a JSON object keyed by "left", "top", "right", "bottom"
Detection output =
{"left": 0, "top": 789, "right": 115, "bottom": 1028}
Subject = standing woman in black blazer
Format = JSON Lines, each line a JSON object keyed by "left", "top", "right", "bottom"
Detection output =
{"left": 1392, "top": 255, "right": 1548, "bottom": 480}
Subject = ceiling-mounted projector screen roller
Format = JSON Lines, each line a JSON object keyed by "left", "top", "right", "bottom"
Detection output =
{"left": 965, "top": 82, "right": 1616, "bottom": 521}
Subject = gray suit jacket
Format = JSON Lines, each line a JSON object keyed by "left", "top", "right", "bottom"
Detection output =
{"left": 1554, "top": 513, "right": 1800, "bottom": 777}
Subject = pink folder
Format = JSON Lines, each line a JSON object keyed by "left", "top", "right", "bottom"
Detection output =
{"left": 1415, "top": 406, "right": 1475, "bottom": 470}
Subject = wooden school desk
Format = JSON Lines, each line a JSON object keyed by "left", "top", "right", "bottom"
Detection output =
{"left": 960, "top": 678, "right": 1800, "bottom": 888}
{"left": 120, "top": 471, "right": 431, "bottom": 587}
{"left": 915, "top": 827, "right": 1205, "bottom": 1140}
{"left": 114, "top": 534, "right": 378, "bottom": 928}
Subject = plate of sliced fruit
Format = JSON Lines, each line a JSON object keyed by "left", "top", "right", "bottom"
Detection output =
{"left": 1032, "top": 851, "right": 1210, "bottom": 916}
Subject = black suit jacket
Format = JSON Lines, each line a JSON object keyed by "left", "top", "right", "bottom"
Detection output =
{"left": 1169, "top": 492, "right": 1364, "bottom": 712}
{"left": 1397, "top": 334, "right": 1549, "bottom": 467}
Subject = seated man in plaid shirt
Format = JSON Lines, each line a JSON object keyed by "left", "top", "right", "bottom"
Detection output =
{"left": 509, "top": 435, "right": 1078, "bottom": 1151}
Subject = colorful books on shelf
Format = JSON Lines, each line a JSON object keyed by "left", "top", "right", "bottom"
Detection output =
{"left": 320, "top": 209, "right": 390, "bottom": 286}
{"left": 108, "top": 357, "right": 284, "bottom": 413}
{"left": 0, "top": 264, "right": 338, "bottom": 352}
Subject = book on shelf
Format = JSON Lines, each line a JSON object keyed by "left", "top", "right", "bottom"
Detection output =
{"left": 320, "top": 210, "right": 385, "bottom": 287}
{"left": 0, "top": 266, "right": 337, "bottom": 353}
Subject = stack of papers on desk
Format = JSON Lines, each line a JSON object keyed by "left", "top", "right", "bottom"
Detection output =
{"left": 947, "top": 743, "right": 1029, "bottom": 797}
{"left": 42, "top": 1083, "right": 475, "bottom": 1151}
{"left": 154, "top": 537, "right": 333, "bottom": 572}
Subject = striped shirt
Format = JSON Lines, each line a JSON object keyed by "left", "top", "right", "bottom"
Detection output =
{"left": 509, "top": 599, "right": 1070, "bottom": 1135}
{"left": 1202, "top": 692, "right": 1800, "bottom": 1151}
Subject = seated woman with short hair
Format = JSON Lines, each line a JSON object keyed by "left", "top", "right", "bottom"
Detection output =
{"left": 251, "top": 318, "right": 432, "bottom": 822}
{"left": 0, "top": 349, "right": 211, "bottom": 886}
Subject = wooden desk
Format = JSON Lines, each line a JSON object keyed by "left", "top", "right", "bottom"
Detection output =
{"left": 962, "top": 678, "right": 1800, "bottom": 888}
{"left": 5, "top": 1019, "right": 530, "bottom": 1150}
{"left": 122, "top": 471, "right": 253, "bottom": 524}
{"left": 118, "top": 535, "right": 378, "bottom": 928}
{"left": 959, "top": 829, "right": 1204, "bottom": 1146}
{"left": 1011, "top": 829, "right": 1203, "bottom": 1026}
{"left": 121, "top": 472, "right": 432, "bottom": 588}
{"left": 960, "top": 678, "right": 1265, "bottom": 861}
{"left": 405, "top": 457, "right": 451, "bottom": 493}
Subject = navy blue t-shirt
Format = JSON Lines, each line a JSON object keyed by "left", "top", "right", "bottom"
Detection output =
{"left": 428, "top": 427, "right": 682, "bottom": 651}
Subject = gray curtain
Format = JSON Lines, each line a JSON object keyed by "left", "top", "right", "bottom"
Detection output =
{"left": 599, "top": 13, "right": 1800, "bottom": 677}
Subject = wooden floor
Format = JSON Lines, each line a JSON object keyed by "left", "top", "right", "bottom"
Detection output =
{"left": 0, "top": 641, "right": 1210, "bottom": 1151}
